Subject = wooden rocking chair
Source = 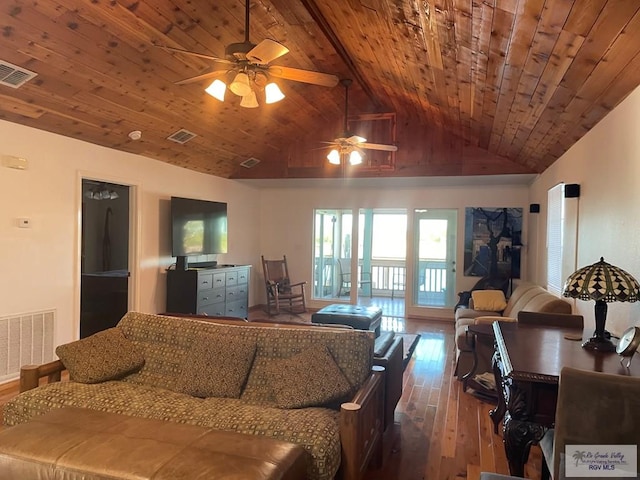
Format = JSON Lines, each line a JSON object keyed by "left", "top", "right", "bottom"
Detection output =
{"left": 261, "top": 255, "right": 307, "bottom": 315}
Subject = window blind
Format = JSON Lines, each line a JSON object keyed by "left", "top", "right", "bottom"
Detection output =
{"left": 547, "top": 184, "right": 564, "bottom": 295}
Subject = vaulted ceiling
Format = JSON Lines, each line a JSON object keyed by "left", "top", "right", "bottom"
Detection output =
{"left": 1, "top": 0, "right": 639, "bottom": 180}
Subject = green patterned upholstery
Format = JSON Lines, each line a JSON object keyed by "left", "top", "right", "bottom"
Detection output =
{"left": 4, "top": 311, "right": 375, "bottom": 480}
{"left": 55, "top": 327, "right": 145, "bottom": 383}
{"left": 267, "top": 344, "right": 354, "bottom": 409}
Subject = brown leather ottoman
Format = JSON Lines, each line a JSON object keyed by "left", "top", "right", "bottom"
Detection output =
{"left": 0, "top": 407, "right": 308, "bottom": 480}
{"left": 312, "top": 304, "right": 383, "bottom": 337}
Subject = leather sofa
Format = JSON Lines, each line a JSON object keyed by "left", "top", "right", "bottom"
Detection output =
{"left": 4, "top": 312, "right": 385, "bottom": 480}
{"left": 454, "top": 282, "right": 572, "bottom": 379}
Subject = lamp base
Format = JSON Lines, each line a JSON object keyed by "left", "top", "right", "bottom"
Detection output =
{"left": 582, "top": 336, "right": 616, "bottom": 352}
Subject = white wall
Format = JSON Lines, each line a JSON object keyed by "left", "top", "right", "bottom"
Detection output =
{"left": 257, "top": 180, "right": 530, "bottom": 317}
{"left": 528, "top": 85, "right": 640, "bottom": 336}
{"left": 0, "top": 120, "right": 261, "bottom": 348}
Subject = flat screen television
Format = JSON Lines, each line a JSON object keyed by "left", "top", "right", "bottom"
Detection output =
{"left": 171, "top": 196, "right": 228, "bottom": 267}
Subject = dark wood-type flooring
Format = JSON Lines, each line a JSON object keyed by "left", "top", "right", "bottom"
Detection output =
{"left": 0, "top": 313, "right": 543, "bottom": 479}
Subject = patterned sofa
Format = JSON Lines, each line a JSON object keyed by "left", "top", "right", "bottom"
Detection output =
{"left": 4, "top": 312, "right": 384, "bottom": 480}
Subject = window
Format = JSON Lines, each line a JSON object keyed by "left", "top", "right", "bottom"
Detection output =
{"left": 547, "top": 183, "right": 578, "bottom": 296}
{"left": 547, "top": 184, "right": 564, "bottom": 295}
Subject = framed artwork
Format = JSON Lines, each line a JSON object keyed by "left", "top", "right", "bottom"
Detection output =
{"left": 463, "top": 207, "right": 523, "bottom": 279}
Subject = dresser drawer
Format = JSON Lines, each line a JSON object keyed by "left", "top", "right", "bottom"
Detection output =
{"left": 226, "top": 285, "right": 243, "bottom": 302}
{"left": 212, "top": 272, "right": 226, "bottom": 289}
{"left": 199, "top": 303, "right": 226, "bottom": 317}
{"left": 225, "top": 271, "right": 238, "bottom": 286}
{"left": 236, "top": 268, "right": 249, "bottom": 285}
{"left": 197, "top": 287, "right": 225, "bottom": 307}
{"left": 225, "top": 300, "right": 247, "bottom": 318}
{"left": 197, "top": 273, "right": 213, "bottom": 291}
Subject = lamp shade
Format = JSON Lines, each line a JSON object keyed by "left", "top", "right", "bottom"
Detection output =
{"left": 264, "top": 82, "right": 285, "bottom": 104}
{"left": 205, "top": 79, "right": 226, "bottom": 102}
{"left": 229, "top": 72, "right": 252, "bottom": 97}
{"left": 562, "top": 257, "right": 640, "bottom": 303}
{"left": 239, "top": 90, "right": 259, "bottom": 108}
{"left": 327, "top": 149, "right": 340, "bottom": 165}
{"left": 563, "top": 257, "right": 640, "bottom": 352}
{"left": 349, "top": 149, "right": 363, "bottom": 165}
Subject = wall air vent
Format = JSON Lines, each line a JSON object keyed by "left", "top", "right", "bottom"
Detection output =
{"left": 0, "top": 61, "right": 38, "bottom": 89}
{"left": 167, "top": 129, "right": 197, "bottom": 144}
{"left": 240, "top": 157, "right": 261, "bottom": 168}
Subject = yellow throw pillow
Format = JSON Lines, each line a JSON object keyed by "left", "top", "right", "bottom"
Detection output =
{"left": 472, "top": 290, "right": 507, "bottom": 312}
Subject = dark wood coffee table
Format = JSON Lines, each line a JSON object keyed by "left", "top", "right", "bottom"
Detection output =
{"left": 490, "top": 321, "right": 640, "bottom": 477}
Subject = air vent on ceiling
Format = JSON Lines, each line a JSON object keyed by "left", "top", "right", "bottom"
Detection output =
{"left": 240, "top": 157, "right": 261, "bottom": 168}
{"left": 0, "top": 61, "right": 38, "bottom": 89}
{"left": 167, "top": 129, "right": 197, "bottom": 144}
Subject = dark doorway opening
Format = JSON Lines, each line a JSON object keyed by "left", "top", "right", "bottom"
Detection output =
{"left": 80, "top": 180, "right": 130, "bottom": 338}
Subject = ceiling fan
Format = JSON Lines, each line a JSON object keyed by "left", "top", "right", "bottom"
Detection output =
{"left": 326, "top": 79, "right": 398, "bottom": 165}
{"left": 157, "top": 1, "right": 339, "bottom": 108}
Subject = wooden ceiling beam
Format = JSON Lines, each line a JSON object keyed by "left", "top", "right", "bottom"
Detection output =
{"left": 297, "top": 0, "right": 383, "bottom": 110}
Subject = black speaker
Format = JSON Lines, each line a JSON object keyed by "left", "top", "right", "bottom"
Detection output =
{"left": 529, "top": 203, "right": 540, "bottom": 213}
{"left": 564, "top": 184, "right": 580, "bottom": 198}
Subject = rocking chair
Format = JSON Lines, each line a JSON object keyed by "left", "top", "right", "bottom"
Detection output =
{"left": 261, "top": 255, "right": 307, "bottom": 315}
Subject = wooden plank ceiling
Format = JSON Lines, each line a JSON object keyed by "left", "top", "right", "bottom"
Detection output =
{"left": 0, "top": 0, "right": 639, "bottom": 180}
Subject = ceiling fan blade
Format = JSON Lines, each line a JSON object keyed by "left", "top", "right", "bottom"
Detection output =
{"left": 267, "top": 65, "right": 339, "bottom": 87}
{"left": 360, "top": 142, "right": 398, "bottom": 152}
{"left": 246, "top": 39, "right": 289, "bottom": 65}
{"left": 156, "top": 44, "right": 233, "bottom": 64}
{"left": 175, "top": 68, "right": 230, "bottom": 86}
{"left": 346, "top": 135, "right": 367, "bottom": 143}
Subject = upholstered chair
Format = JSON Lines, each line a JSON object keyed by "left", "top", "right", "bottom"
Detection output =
{"left": 540, "top": 366, "right": 640, "bottom": 479}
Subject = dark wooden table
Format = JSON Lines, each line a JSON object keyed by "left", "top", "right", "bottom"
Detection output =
{"left": 462, "top": 323, "right": 498, "bottom": 399}
{"left": 490, "top": 321, "right": 640, "bottom": 477}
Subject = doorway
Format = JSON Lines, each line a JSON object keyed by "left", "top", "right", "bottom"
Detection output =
{"left": 413, "top": 209, "right": 457, "bottom": 308}
{"left": 80, "top": 180, "right": 131, "bottom": 338}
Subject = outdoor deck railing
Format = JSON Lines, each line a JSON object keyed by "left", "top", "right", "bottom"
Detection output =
{"left": 314, "top": 258, "right": 447, "bottom": 300}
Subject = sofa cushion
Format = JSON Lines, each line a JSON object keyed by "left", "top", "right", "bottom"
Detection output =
{"left": 267, "top": 345, "right": 352, "bottom": 409}
{"left": 55, "top": 328, "right": 144, "bottom": 384}
{"left": 471, "top": 290, "right": 507, "bottom": 311}
{"left": 178, "top": 335, "right": 256, "bottom": 398}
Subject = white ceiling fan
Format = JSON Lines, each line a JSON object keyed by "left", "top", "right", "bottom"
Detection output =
{"left": 157, "top": 1, "right": 339, "bottom": 108}
{"left": 326, "top": 79, "right": 398, "bottom": 165}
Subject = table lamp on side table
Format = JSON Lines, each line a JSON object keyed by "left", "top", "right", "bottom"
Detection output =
{"left": 562, "top": 257, "right": 640, "bottom": 352}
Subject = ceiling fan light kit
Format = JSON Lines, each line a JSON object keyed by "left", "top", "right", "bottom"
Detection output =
{"left": 161, "top": 0, "right": 338, "bottom": 109}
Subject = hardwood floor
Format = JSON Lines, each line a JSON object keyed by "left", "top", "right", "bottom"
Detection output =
{"left": 0, "top": 314, "right": 543, "bottom": 480}
{"left": 363, "top": 316, "right": 542, "bottom": 480}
